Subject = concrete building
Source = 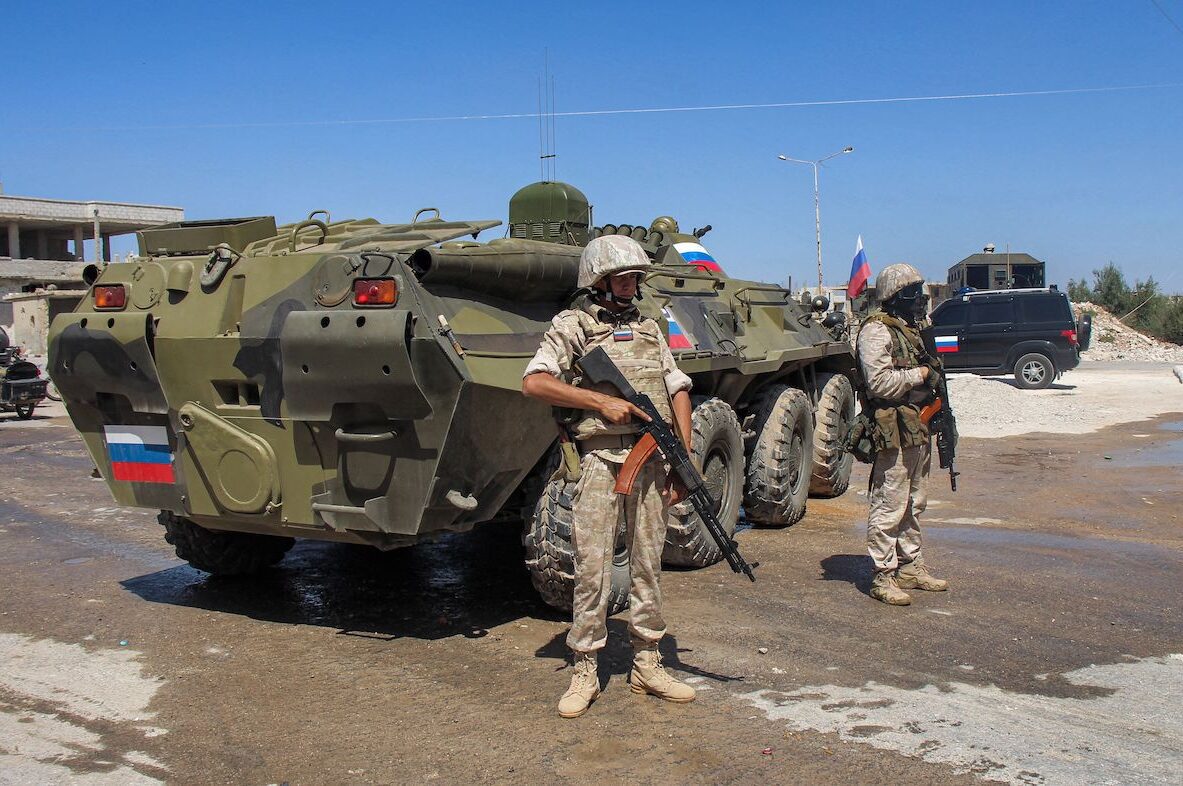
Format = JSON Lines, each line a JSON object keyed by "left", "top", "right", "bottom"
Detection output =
{"left": 0, "top": 189, "right": 183, "bottom": 324}
{"left": 947, "top": 244, "right": 1045, "bottom": 291}
{"left": 5, "top": 289, "right": 87, "bottom": 355}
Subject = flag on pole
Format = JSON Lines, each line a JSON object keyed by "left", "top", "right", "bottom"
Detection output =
{"left": 847, "top": 235, "right": 871, "bottom": 300}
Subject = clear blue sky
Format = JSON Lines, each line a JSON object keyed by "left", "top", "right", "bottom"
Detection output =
{"left": 5, "top": 1, "right": 1182, "bottom": 292}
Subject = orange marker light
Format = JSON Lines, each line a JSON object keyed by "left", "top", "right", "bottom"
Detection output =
{"left": 94, "top": 285, "right": 127, "bottom": 310}
{"left": 353, "top": 278, "right": 397, "bottom": 307}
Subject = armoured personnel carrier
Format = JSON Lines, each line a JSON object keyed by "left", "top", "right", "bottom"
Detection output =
{"left": 48, "top": 182, "right": 856, "bottom": 612}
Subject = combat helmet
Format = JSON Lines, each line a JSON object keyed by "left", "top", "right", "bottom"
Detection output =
{"left": 577, "top": 235, "right": 651, "bottom": 289}
{"left": 875, "top": 263, "right": 924, "bottom": 302}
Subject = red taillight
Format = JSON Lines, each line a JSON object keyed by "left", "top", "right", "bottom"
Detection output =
{"left": 94, "top": 285, "right": 127, "bottom": 310}
{"left": 1061, "top": 329, "right": 1078, "bottom": 346}
{"left": 353, "top": 278, "right": 398, "bottom": 307}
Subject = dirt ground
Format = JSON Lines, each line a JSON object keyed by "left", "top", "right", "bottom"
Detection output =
{"left": 1, "top": 363, "right": 1181, "bottom": 785}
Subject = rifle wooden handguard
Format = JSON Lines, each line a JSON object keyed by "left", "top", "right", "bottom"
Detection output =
{"left": 614, "top": 432, "right": 659, "bottom": 494}
{"left": 919, "top": 397, "right": 943, "bottom": 426}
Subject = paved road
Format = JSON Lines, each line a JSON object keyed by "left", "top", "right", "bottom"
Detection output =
{"left": 1, "top": 407, "right": 1181, "bottom": 785}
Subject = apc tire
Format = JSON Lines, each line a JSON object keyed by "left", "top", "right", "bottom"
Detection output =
{"left": 808, "top": 372, "right": 855, "bottom": 498}
{"left": 160, "top": 511, "right": 294, "bottom": 575}
{"left": 744, "top": 385, "right": 814, "bottom": 527}
{"left": 522, "top": 448, "right": 630, "bottom": 615}
{"left": 15, "top": 404, "right": 35, "bottom": 420}
{"left": 662, "top": 398, "right": 743, "bottom": 568}
{"left": 1014, "top": 353, "right": 1054, "bottom": 390}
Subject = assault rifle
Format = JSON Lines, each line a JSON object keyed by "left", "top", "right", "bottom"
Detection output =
{"left": 918, "top": 333, "right": 960, "bottom": 491}
{"left": 575, "top": 346, "right": 756, "bottom": 582}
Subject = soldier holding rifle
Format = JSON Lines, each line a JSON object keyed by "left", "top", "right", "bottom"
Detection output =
{"left": 855, "top": 263, "right": 953, "bottom": 606}
{"left": 522, "top": 235, "right": 697, "bottom": 718}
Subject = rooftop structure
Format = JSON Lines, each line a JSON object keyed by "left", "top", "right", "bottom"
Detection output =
{"left": 1, "top": 191, "right": 184, "bottom": 264}
{"left": 947, "top": 244, "right": 1045, "bottom": 291}
{"left": 0, "top": 188, "right": 185, "bottom": 326}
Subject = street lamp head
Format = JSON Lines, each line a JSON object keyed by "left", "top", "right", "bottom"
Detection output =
{"left": 777, "top": 154, "right": 788, "bottom": 160}
{"left": 843, "top": 146, "right": 854, "bottom": 153}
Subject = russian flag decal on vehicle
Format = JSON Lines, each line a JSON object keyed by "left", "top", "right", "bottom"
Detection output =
{"left": 673, "top": 242, "right": 722, "bottom": 273}
{"left": 934, "top": 335, "right": 959, "bottom": 353}
{"left": 662, "top": 307, "right": 695, "bottom": 350}
{"left": 104, "top": 425, "right": 176, "bottom": 484}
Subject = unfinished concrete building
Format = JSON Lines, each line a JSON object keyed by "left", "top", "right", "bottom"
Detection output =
{"left": 0, "top": 190, "right": 183, "bottom": 325}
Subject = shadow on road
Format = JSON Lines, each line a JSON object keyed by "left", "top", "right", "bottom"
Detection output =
{"left": 121, "top": 521, "right": 564, "bottom": 641}
{"left": 820, "top": 553, "right": 873, "bottom": 596}
{"left": 980, "top": 376, "right": 1076, "bottom": 391}
{"left": 534, "top": 620, "right": 746, "bottom": 686}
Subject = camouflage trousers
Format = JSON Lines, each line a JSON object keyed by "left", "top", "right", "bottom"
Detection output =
{"left": 567, "top": 451, "right": 669, "bottom": 653}
{"left": 867, "top": 442, "right": 931, "bottom": 573}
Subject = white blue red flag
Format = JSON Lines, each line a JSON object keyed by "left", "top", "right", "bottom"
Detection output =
{"left": 933, "top": 335, "right": 959, "bottom": 353}
{"left": 847, "top": 235, "right": 871, "bottom": 300}
{"left": 673, "top": 242, "right": 722, "bottom": 273}
{"left": 104, "top": 425, "right": 175, "bottom": 484}
{"left": 661, "top": 307, "right": 694, "bottom": 350}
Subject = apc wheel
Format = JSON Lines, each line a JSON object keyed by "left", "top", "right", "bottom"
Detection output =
{"left": 15, "top": 404, "right": 35, "bottom": 420}
{"left": 809, "top": 372, "right": 855, "bottom": 498}
{"left": 744, "top": 385, "right": 814, "bottom": 527}
{"left": 662, "top": 398, "right": 743, "bottom": 568}
{"left": 522, "top": 448, "right": 629, "bottom": 615}
{"left": 1014, "top": 353, "right": 1054, "bottom": 390}
{"left": 160, "top": 511, "right": 294, "bottom": 575}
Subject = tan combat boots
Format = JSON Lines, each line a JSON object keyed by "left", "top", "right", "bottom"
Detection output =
{"left": 870, "top": 571, "right": 912, "bottom": 605}
{"left": 558, "top": 652, "right": 600, "bottom": 718}
{"left": 896, "top": 562, "right": 949, "bottom": 592}
{"left": 629, "top": 641, "right": 696, "bottom": 703}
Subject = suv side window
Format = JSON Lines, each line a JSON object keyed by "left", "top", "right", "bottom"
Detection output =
{"left": 970, "top": 300, "right": 1014, "bottom": 325}
{"left": 931, "top": 302, "right": 968, "bottom": 327}
{"left": 1019, "top": 294, "right": 1071, "bottom": 324}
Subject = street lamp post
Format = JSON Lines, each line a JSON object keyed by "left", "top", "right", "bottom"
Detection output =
{"left": 777, "top": 146, "right": 854, "bottom": 295}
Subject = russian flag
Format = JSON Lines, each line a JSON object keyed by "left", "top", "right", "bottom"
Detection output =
{"left": 673, "top": 242, "right": 723, "bottom": 273}
{"left": 847, "top": 235, "right": 871, "bottom": 300}
{"left": 662, "top": 307, "right": 694, "bottom": 350}
{"left": 934, "top": 335, "right": 959, "bottom": 353}
{"left": 104, "top": 425, "right": 176, "bottom": 484}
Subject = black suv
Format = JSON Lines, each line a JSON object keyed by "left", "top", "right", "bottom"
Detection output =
{"left": 924, "top": 287, "right": 1091, "bottom": 389}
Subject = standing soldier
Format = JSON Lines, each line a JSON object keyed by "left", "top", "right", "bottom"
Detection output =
{"left": 522, "top": 235, "right": 696, "bottom": 718}
{"left": 856, "top": 263, "right": 949, "bottom": 606}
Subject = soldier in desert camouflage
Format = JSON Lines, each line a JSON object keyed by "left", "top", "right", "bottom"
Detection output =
{"left": 856, "top": 263, "right": 950, "bottom": 606}
{"left": 522, "top": 235, "right": 697, "bottom": 718}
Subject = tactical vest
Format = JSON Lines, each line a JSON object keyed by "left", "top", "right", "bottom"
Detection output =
{"left": 570, "top": 306, "right": 675, "bottom": 440}
{"left": 857, "top": 309, "right": 930, "bottom": 450}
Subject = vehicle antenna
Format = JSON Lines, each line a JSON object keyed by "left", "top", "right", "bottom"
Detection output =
{"left": 537, "top": 75, "right": 545, "bottom": 182}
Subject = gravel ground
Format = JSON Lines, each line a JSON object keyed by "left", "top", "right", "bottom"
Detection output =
{"left": 948, "top": 360, "right": 1183, "bottom": 438}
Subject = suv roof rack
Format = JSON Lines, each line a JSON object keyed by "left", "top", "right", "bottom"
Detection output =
{"left": 961, "top": 286, "right": 1059, "bottom": 297}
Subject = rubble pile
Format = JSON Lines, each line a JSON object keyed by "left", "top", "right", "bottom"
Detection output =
{"left": 1073, "top": 302, "right": 1183, "bottom": 363}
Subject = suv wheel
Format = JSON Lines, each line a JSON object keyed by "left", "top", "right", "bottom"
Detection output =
{"left": 1014, "top": 353, "right": 1054, "bottom": 390}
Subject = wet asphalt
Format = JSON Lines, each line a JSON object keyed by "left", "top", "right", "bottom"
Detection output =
{"left": 0, "top": 406, "right": 1180, "bottom": 784}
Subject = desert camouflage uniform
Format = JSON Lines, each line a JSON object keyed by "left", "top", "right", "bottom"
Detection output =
{"left": 857, "top": 316, "right": 932, "bottom": 573}
{"left": 525, "top": 295, "right": 691, "bottom": 652}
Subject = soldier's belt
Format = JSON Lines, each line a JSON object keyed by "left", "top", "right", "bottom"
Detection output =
{"left": 577, "top": 434, "right": 640, "bottom": 453}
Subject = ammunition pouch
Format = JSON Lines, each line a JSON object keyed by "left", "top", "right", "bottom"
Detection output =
{"left": 558, "top": 439, "right": 583, "bottom": 482}
{"left": 843, "top": 412, "right": 877, "bottom": 465}
{"left": 870, "top": 402, "right": 929, "bottom": 451}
